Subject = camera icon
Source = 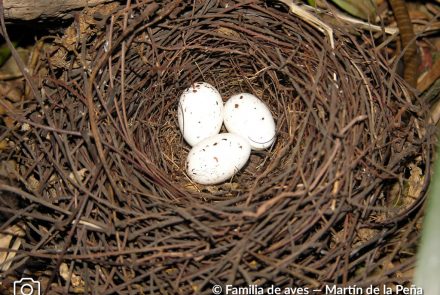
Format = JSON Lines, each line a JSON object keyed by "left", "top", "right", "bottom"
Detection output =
{"left": 13, "top": 278, "right": 40, "bottom": 295}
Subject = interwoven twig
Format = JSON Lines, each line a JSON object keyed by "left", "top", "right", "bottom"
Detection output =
{"left": 0, "top": 1, "right": 433, "bottom": 293}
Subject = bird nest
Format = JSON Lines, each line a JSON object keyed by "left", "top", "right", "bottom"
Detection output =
{"left": 0, "top": 0, "right": 434, "bottom": 293}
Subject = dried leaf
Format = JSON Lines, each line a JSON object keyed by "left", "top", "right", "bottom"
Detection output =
{"left": 0, "top": 225, "right": 25, "bottom": 272}
{"left": 68, "top": 168, "right": 88, "bottom": 185}
{"left": 0, "top": 98, "right": 13, "bottom": 115}
{"left": 0, "top": 160, "right": 18, "bottom": 178}
{"left": 0, "top": 47, "right": 30, "bottom": 79}
{"left": 221, "top": 182, "right": 240, "bottom": 190}
{"left": 0, "top": 82, "right": 23, "bottom": 102}
{"left": 26, "top": 175, "right": 40, "bottom": 191}
{"left": 417, "top": 58, "right": 440, "bottom": 92}
{"left": 405, "top": 163, "right": 424, "bottom": 200}
{"left": 0, "top": 140, "right": 8, "bottom": 151}
{"left": 216, "top": 27, "right": 241, "bottom": 39}
{"left": 3, "top": 117, "right": 14, "bottom": 129}
{"left": 59, "top": 263, "right": 84, "bottom": 288}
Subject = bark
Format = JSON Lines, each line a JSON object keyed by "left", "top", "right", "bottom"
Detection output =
{"left": 3, "top": 0, "right": 114, "bottom": 21}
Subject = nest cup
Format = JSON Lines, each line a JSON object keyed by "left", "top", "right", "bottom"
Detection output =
{"left": 0, "top": 0, "right": 432, "bottom": 293}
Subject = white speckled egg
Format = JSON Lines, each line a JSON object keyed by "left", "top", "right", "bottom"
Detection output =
{"left": 223, "top": 93, "right": 276, "bottom": 150}
{"left": 178, "top": 82, "right": 223, "bottom": 146}
{"left": 187, "top": 133, "right": 251, "bottom": 185}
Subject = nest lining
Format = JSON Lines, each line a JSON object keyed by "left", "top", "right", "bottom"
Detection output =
{"left": 0, "top": 0, "right": 433, "bottom": 293}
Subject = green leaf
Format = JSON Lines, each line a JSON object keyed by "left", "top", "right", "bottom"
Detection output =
{"left": 330, "top": 0, "right": 376, "bottom": 20}
{"left": 415, "top": 143, "right": 440, "bottom": 295}
{"left": 306, "top": 0, "right": 316, "bottom": 7}
{"left": 0, "top": 41, "right": 18, "bottom": 68}
{"left": 0, "top": 44, "right": 12, "bottom": 67}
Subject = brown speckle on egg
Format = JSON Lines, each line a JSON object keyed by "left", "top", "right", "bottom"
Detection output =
{"left": 235, "top": 104, "right": 239, "bottom": 108}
